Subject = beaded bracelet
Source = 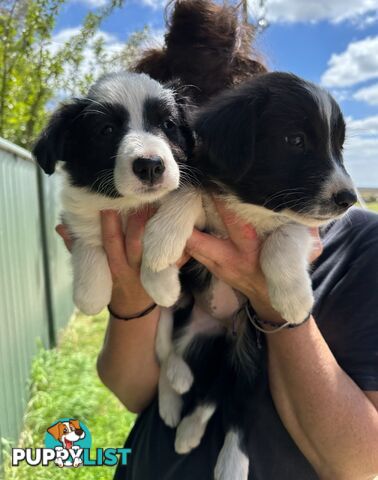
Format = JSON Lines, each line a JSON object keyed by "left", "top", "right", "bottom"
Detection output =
{"left": 108, "top": 302, "right": 158, "bottom": 321}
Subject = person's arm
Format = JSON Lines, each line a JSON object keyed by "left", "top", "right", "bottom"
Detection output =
{"left": 57, "top": 209, "right": 160, "bottom": 413}
{"left": 96, "top": 209, "right": 160, "bottom": 413}
{"left": 185, "top": 200, "right": 378, "bottom": 480}
{"left": 265, "top": 316, "right": 378, "bottom": 480}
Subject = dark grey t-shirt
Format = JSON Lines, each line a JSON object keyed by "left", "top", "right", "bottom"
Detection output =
{"left": 114, "top": 208, "right": 378, "bottom": 480}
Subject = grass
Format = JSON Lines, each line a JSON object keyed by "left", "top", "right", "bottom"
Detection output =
{"left": 2, "top": 311, "right": 135, "bottom": 480}
{"left": 2, "top": 201, "right": 377, "bottom": 479}
{"left": 366, "top": 201, "right": 378, "bottom": 212}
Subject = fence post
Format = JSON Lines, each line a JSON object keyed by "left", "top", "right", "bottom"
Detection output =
{"left": 36, "top": 166, "right": 56, "bottom": 348}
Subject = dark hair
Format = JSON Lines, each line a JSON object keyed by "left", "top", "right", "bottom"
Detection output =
{"left": 133, "top": 0, "right": 267, "bottom": 104}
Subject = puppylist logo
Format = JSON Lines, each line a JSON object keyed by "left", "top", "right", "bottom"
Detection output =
{"left": 12, "top": 418, "right": 131, "bottom": 468}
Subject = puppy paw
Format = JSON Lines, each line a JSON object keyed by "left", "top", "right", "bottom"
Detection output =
{"left": 73, "top": 247, "right": 112, "bottom": 315}
{"left": 166, "top": 353, "right": 193, "bottom": 394}
{"left": 143, "top": 236, "right": 187, "bottom": 273}
{"left": 141, "top": 266, "right": 181, "bottom": 307}
{"left": 214, "top": 431, "right": 249, "bottom": 480}
{"left": 159, "top": 387, "right": 183, "bottom": 428}
{"left": 175, "top": 405, "right": 215, "bottom": 455}
{"left": 269, "top": 280, "right": 314, "bottom": 324}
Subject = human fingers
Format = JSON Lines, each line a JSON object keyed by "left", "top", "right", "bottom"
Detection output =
{"left": 309, "top": 227, "right": 323, "bottom": 263}
{"left": 213, "top": 197, "right": 258, "bottom": 252}
{"left": 177, "top": 253, "right": 191, "bottom": 268}
{"left": 101, "top": 210, "right": 128, "bottom": 276}
{"left": 185, "top": 229, "right": 233, "bottom": 273}
{"left": 125, "top": 207, "right": 153, "bottom": 270}
{"left": 55, "top": 224, "right": 73, "bottom": 252}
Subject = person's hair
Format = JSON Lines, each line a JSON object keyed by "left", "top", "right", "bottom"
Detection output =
{"left": 133, "top": 0, "right": 267, "bottom": 104}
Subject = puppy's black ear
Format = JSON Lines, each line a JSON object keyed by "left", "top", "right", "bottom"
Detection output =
{"left": 32, "top": 99, "right": 87, "bottom": 175}
{"left": 194, "top": 85, "right": 267, "bottom": 180}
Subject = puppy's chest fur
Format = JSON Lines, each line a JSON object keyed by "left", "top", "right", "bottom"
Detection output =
{"left": 188, "top": 191, "right": 290, "bottom": 323}
{"left": 61, "top": 178, "right": 157, "bottom": 246}
{"left": 201, "top": 192, "right": 289, "bottom": 237}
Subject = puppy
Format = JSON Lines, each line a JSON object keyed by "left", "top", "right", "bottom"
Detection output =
{"left": 33, "top": 71, "right": 193, "bottom": 315}
{"left": 142, "top": 72, "right": 357, "bottom": 479}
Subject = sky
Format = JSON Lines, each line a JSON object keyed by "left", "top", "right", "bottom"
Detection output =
{"left": 52, "top": 0, "right": 378, "bottom": 187}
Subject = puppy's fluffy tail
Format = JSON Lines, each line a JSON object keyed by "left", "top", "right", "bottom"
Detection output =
{"left": 134, "top": 0, "right": 267, "bottom": 104}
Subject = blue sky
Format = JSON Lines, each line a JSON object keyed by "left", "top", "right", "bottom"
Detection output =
{"left": 53, "top": 0, "right": 378, "bottom": 187}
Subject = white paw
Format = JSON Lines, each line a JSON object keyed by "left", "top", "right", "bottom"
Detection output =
{"left": 166, "top": 353, "right": 193, "bottom": 394}
{"left": 175, "top": 416, "right": 206, "bottom": 454}
{"left": 141, "top": 266, "right": 181, "bottom": 308}
{"left": 143, "top": 235, "right": 187, "bottom": 273}
{"left": 214, "top": 432, "right": 249, "bottom": 480}
{"left": 159, "top": 387, "right": 183, "bottom": 428}
{"left": 174, "top": 405, "right": 215, "bottom": 455}
{"left": 268, "top": 278, "right": 314, "bottom": 324}
{"left": 74, "top": 287, "right": 111, "bottom": 315}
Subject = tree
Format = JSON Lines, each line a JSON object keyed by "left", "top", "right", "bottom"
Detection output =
{"left": 0, "top": 0, "right": 148, "bottom": 149}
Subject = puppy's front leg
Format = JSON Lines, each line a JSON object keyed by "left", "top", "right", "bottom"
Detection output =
{"left": 143, "top": 188, "right": 204, "bottom": 272}
{"left": 142, "top": 188, "right": 204, "bottom": 307}
{"left": 72, "top": 242, "right": 112, "bottom": 315}
{"left": 260, "top": 224, "right": 314, "bottom": 324}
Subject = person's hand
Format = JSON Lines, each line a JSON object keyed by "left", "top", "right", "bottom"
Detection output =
{"left": 56, "top": 209, "right": 155, "bottom": 316}
{"left": 185, "top": 199, "right": 323, "bottom": 323}
{"left": 56, "top": 208, "right": 190, "bottom": 317}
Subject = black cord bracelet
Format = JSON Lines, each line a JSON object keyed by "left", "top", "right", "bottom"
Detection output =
{"left": 108, "top": 302, "right": 158, "bottom": 321}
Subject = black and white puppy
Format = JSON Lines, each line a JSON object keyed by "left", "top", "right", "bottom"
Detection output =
{"left": 141, "top": 72, "right": 357, "bottom": 480}
{"left": 33, "top": 71, "right": 193, "bottom": 315}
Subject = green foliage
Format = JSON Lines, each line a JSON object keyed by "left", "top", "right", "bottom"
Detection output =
{"left": 0, "top": 0, "right": 148, "bottom": 150}
{"left": 2, "top": 311, "right": 135, "bottom": 480}
{"left": 367, "top": 201, "right": 378, "bottom": 212}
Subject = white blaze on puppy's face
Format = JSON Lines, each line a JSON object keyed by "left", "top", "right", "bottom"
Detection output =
{"left": 89, "top": 72, "right": 181, "bottom": 201}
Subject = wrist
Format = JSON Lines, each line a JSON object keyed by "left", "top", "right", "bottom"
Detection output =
{"left": 110, "top": 283, "right": 154, "bottom": 318}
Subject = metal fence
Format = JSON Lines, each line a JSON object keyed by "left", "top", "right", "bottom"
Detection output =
{"left": 0, "top": 137, "right": 74, "bottom": 458}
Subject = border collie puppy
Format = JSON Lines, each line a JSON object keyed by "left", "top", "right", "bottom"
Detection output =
{"left": 33, "top": 71, "right": 193, "bottom": 315}
{"left": 142, "top": 72, "right": 357, "bottom": 480}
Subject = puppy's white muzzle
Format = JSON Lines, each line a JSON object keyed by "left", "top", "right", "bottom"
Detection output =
{"left": 115, "top": 131, "right": 180, "bottom": 199}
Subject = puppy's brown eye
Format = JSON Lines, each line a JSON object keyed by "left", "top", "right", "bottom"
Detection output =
{"left": 63, "top": 428, "right": 68, "bottom": 433}
{"left": 101, "top": 125, "right": 114, "bottom": 136}
{"left": 285, "top": 134, "right": 305, "bottom": 148}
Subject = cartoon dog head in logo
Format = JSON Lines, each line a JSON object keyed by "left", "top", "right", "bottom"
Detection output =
{"left": 47, "top": 419, "right": 86, "bottom": 467}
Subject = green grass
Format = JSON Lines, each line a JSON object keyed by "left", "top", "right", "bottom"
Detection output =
{"left": 2, "top": 312, "right": 135, "bottom": 480}
{"left": 366, "top": 201, "right": 378, "bottom": 212}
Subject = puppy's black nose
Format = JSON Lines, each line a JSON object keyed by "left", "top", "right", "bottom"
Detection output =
{"left": 333, "top": 189, "right": 357, "bottom": 209}
{"left": 75, "top": 428, "right": 84, "bottom": 436}
{"left": 133, "top": 157, "right": 165, "bottom": 184}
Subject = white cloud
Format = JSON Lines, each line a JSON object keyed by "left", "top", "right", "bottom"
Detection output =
{"left": 248, "top": 0, "right": 378, "bottom": 25}
{"left": 344, "top": 115, "right": 378, "bottom": 187}
{"left": 72, "top": 0, "right": 107, "bottom": 6}
{"left": 48, "top": 27, "right": 125, "bottom": 96}
{"left": 321, "top": 36, "right": 378, "bottom": 88}
{"left": 138, "top": 0, "right": 165, "bottom": 9}
{"left": 354, "top": 83, "right": 378, "bottom": 105}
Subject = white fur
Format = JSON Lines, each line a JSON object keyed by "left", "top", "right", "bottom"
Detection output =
{"left": 175, "top": 404, "right": 216, "bottom": 454}
{"left": 59, "top": 72, "right": 182, "bottom": 315}
{"left": 214, "top": 430, "right": 249, "bottom": 480}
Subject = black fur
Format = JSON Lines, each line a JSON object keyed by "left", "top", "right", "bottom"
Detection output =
{"left": 33, "top": 82, "right": 194, "bottom": 198}
{"left": 194, "top": 72, "right": 350, "bottom": 218}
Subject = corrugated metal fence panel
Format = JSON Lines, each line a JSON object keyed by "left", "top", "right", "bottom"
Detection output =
{"left": 0, "top": 143, "right": 50, "bottom": 444}
{"left": 0, "top": 138, "right": 73, "bottom": 452}
{"left": 42, "top": 172, "right": 74, "bottom": 334}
